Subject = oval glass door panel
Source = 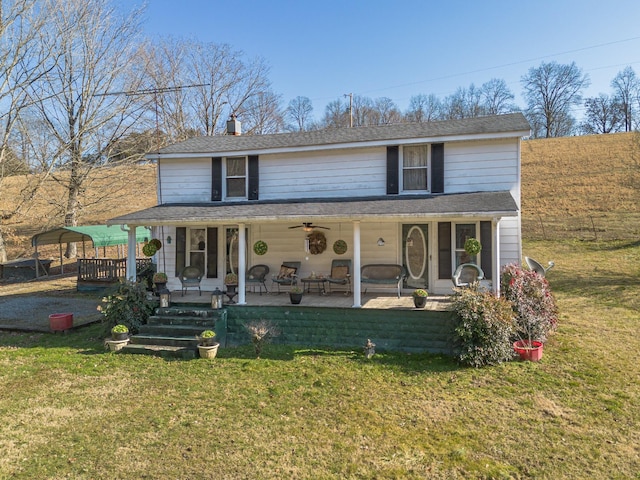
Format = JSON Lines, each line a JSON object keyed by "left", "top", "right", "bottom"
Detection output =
{"left": 405, "top": 226, "right": 426, "bottom": 279}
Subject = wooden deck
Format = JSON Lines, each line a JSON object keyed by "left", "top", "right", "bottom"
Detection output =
{"left": 167, "top": 289, "right": 452, "bottom": 311}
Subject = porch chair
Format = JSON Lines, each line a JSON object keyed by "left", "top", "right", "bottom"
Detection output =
{"left": 325, "top": 259, "right": 351, "bottom": 295}
{"left": 179, "top": 266, "right": 203, "bottom": 296}
{"left": 246, "top": 264, "right": 270, "bottom": 295}
{"left": 451, "top": 263, "right": 484, "bottom": 288}
{"left": 271, "top": 261, "right": 300, "bottom": 293}
{"left": 524, "top": 257, "right": 555, "bottom": 277}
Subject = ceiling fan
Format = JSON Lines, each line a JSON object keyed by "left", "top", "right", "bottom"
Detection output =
{"left": 288, "top": 222, "right": 330, "bottom": 232}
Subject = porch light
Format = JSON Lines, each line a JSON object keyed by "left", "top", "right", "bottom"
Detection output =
{"left": 159, "top": 288, "right": 171, "bottom": 308}
{"left": 166, "top": 235, "right": 172, "bottom": 244}
{"left": 211, "top": 288, "right": 224, "bottom": 309}
{"left": 377, "top": 237, "right": 385, "bottom": 246}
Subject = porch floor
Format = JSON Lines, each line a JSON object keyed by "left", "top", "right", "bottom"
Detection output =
{"left": 168, "top": 289, "right": 452, "bottom": 311}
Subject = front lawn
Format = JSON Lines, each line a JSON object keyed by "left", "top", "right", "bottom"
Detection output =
{"left": 0, "top": 239, "right": 638, "bottom": 479}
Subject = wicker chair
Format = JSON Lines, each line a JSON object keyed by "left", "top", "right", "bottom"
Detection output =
{"left": 325, "top": 259, "right": 351, "bottom": 294}
{"left": 246, "top": 264, "right": 270, "bottom": 295}
{"left": 451, "top": 263, "right": 484, "bottom": 288}
{"left": 179, "top": 266, "right": 203, "bottom": 296}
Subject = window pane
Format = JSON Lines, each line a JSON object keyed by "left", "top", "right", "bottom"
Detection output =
{"left": 190, "top": 229, "right": 206, "bottom": 251}
{"left": 227, "top": 178, "right": 246, "bottom": 197}
{"left": 227, "top": 157, "right": 245, "bottom": 176}
{"left": 455, "top": 224, "right": 476, "bottom": 249}
{"left": 403, "top": 169, "right": 427, "bottom": 190}
{"left": 403, "top": 146, "right": 428, "bottom": 167}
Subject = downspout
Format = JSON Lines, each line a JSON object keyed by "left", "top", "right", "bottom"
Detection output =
{"left": 352, "top": 220, "right": 361, "bottom": 307}
{"left": 493, "top": 218, "right": 501, "bottom": 296}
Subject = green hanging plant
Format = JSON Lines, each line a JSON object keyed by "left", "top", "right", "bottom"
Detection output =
{"left": 333, "top": 239, "right": 348, "bottom": 255}
{"left": 253, "top": 240, "right": 268, "bottom": 256}
{"left": 142, "top": 242, "right": 157, "bottom": 257}
{"left": 464, "top": 238, "right": 482, "bottom": 256}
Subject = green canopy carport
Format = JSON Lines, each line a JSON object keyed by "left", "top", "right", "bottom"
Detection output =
{"left": 31, "top": 225, "right": 151, "bottom": 277}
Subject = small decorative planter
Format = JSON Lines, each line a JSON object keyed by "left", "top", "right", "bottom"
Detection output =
{"left": 413, "top": 296, "right": 427, "bottom": 308}
{"left": 112, "top": 332, "right": 129, "bottom": 341}
{"left": 289, "top": 292, "right": 303, "bottom": 304}
{"left": 105, "top": 338, "right": 129, "bottom": 352}
{"left": 513, "top": 340, "right": 544, "bottom": 361}
{"left": 198, "top": 342, "right": 220, "bottom": 359}
{"left": 49, "top": 313, "right": 73, "bottom": 332}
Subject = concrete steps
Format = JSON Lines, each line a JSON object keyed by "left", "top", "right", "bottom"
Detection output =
{"left": 120, "top": 307, "right": 227, "bottom": 358}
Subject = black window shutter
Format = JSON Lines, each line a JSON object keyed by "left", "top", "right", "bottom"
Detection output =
{"left": 248, "top": 155, "right": 259, "bottom": 200}
{"left": 175, "top": 227, "right": 186, "bottom": 277}
{"left": 431, "top": 143, "right": 444, "bottom": 194}
{"left": 386, "top": 146, "right": 399, "bottom": 195}
{"left": 206, "top": 227, "right": 218, "bottom": 278}
{"left": 211, "top": 157, "right": 222, "bottom": 201}
{"left": 438, "top": 222, "right": 452, "bottom": 279}
{"left": 480, "top": 221, "right": 493, "bottom": 280}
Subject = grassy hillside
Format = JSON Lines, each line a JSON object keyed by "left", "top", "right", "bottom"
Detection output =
{"left": 1, "top": 132, "right": 639, "bottom": 260}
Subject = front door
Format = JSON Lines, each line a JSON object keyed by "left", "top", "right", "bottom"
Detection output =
{"left": 403, "top": 224, "right": 429, "bottom": 290}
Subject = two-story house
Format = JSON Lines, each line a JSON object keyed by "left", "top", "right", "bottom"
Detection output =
{"left": 108, "top": 112, "right": 530, "bottom": 306}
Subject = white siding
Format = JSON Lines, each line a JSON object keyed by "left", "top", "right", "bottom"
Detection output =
{"left": 444, "top": 138, "right": 520, "bottom": 201}
{"left": 159, "top": 158, "right": 211, "bottom": 203}
{"left": 259, "top": 147, "right": 386, "bottom": 200}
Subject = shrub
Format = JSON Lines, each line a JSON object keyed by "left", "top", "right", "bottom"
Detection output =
{"left": 111, "top": 324, "right": 129, "bottom": 334}
{"left": 244, "top": 319, "right": 280, "bottom": 358}
{"left": 451, "top": 286, "right": 516, "bottom": 367}
{"left": 97, "top": 280, "right": 155, "bottom": 334}
{"left": 412, "top": 288, "right": 428, "bottom": 298}
{"left": 501, "top": 264, "right": 558, "bottom": 344}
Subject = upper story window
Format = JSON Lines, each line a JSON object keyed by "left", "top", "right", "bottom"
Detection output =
{"left": 402, "top": 145, "right": 429, "bottom": 192}
{"left": 226, "top": 156, "right": 247, "bottom": 199}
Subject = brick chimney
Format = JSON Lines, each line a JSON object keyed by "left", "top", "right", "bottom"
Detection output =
{"left": 226, "top": 114, "right": 241, "bottom": 135}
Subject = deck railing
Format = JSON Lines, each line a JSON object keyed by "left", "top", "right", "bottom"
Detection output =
{"left": 77, "top": 258, "right": 152, "bottom": 283}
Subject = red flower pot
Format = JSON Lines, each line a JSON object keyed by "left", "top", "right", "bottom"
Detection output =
{"left": 49, "top": 313, "right": 73, "bottom": 332}
{"left": 513, "top": 340, "right": 543, "bottom": 361}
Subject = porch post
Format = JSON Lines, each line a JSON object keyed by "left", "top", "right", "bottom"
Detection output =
{"left": 352, "top": 220, "right": 362, "bottom": 308}
{"left": 126, "top": 226, "right": 137, "bottom": 282}
{"left": 493, "top": 218, "right": 500, "bottom": 296}
{"left": 237, "top": 223, "right": 247, "bottom": 305}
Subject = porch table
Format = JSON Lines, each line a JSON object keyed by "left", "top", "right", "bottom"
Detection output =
{"left": 301, "top": 277, "right": 327, "bottom": 295}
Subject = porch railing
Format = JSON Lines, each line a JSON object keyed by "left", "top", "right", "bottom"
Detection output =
{"left": 77, "top": 258, "right": 152, "bottom": 283}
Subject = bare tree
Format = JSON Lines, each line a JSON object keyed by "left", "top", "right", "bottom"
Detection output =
{"left": 442, "top": 84, "right": 484, "bottom": 119}
{"left": 372, "top": 97, "right": 401, "bottom": 125}
{"left": 611, "top": 66, "right": 639, "bottom": 132}
{"left": 480, "top": 78, "right": 518, "bottom": 115}
{"left": 0, "top": 0, "right": 54, "bottom": 262}
{"left": 322, "top": 98, "right": 349, "bottom": 128}
{"left": 405, "top": 94, "right": 442, "bottom": 123}
{"left": 521, "top": 61, "right": 590, "bottom": 138}
{"left": 579, "top": 94, "right": 624, "bottom": 134}
{"left": 285, "top": 96, "right": 313, "bottom": 131}
{"left": 27, "top": 0, "right": 146, "bottom": 257}
{"left": 238, "top": 90, "right": 284, "bottom": 135}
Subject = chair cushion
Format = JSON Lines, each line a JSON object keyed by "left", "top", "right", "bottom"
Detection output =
{"left": 277, "top": 265, "right": 297, "bottom": 279}
{"left": 330, "top": 265, "right": 348, "bottom": 279}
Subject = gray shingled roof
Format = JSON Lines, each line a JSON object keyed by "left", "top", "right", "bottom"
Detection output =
{"left": 107, "top": 191, "right": 518, "bottom": 226}
{"left": 156, "top": 113, "right": 530, "bottom": 156}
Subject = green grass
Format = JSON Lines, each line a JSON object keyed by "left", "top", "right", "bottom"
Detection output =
{"left": 1, "top": 240, "right": 639, "bottom": 479}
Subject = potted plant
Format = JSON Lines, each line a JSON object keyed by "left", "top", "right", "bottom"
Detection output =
{"left": 412, "top": 288, "right": 428, "bottom": 308}
{"left": 224, "top": 272, "right": 238, "bottom": 295}
{"left": 196, "top": 330, "right": 219, "bottom": 358}
{"left": 289, "top": 286, "right": 303, "bottom": 304}
{"left": 111, "top": 324, "right": 129, "bottom": 341}
{"left": 152, "top": 272, "right": 168, "bottom": 294}
{"left": 501, "top": 264, "right": 558, "bottom": 362}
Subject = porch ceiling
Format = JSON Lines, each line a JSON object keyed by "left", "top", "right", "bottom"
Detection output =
{"left": 107, "top": 191, "right": 518, "bottom": 227}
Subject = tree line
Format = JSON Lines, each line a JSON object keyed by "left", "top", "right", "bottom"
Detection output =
{"left": 1, "top": 0, "right": 639, "bottom": 262}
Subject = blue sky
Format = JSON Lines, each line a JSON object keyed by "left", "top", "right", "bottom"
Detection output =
{"left": 139, "top": 0, "right": 640, "bottom": 120}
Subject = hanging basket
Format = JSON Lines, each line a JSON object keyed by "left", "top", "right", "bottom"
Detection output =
{"left": 142, "top": 243, "right": 157, "bottom": 257}
{"left": 253, "top": 240, "right": 268, "bottom": 256}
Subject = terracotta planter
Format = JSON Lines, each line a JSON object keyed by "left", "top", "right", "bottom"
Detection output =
{"left": 198, "top": 342, "right": 220, "bottom": 359}
{"left": 49, "top": 313, "right": 73, "bottom": 332}
{"left": 513, "top": 340, "right": 544, "bottom": 361}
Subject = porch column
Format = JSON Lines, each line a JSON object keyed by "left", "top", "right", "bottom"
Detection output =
{"left": 126, "top": 225, "right": 137, "bottom": 281}
{"left": 352, "top": 220, "right": 362, "bottom": 308}
{"left": 237, "top": 223, "right": 247, "bottom": 305}
{"left": 493, "top": 218, "right": 500, "bottom": 296}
